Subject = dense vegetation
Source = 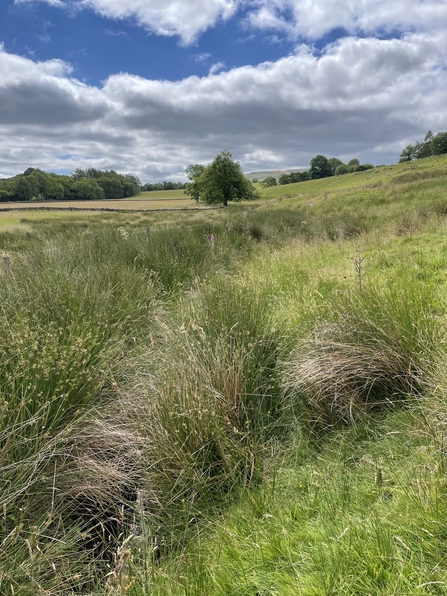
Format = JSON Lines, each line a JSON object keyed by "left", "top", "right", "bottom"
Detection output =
{"left": 141, "top": 181, "right": 186, "bottom": 192}
{"left": 399, "top": 130, "right": 447, "bottom": 162}
{"left": 0, "top": 154, "right": 446, "bottom": 595}
{"left": 0, "top": 167, "right": 141, "bottom": 202}
{"left": 260, "top": 131, "right": 447, "bottom": 188}
{"left": 261, "top": 155, "right": 375, "bottom": 187}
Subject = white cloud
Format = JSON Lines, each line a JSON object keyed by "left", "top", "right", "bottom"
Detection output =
{"left": 15, "top": 0, "right": 446, "bottom": 45}
{"left": 246, "top": 0, "right": 447, "bottom": 39}
{"left": 191, "top": 53, "right": 212, "bottom": 64}
{"left": 15, "top": 0, "right": 64, "bottom": 7}
{"left": 0, "top": 45, "right": 109, "bottom": 126}
{"left": 209, "top": 61, "right": 225, "bottom": 74}
{"left": 0, "top": 32, "right": 446, "bottom": 180}
{"left": 15, "top": 0, "right": 238, "bottom": 45}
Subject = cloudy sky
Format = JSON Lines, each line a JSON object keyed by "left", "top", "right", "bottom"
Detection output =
{"left": 0, "top": 1, "right": 446, "bottom": 182}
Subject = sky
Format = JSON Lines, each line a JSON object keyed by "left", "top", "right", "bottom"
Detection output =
{"left": 0, "top": 1, "right": 446, "bottom": 182}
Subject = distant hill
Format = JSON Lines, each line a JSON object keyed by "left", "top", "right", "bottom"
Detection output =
{"left": 245, "top": 168, "right": 307, "bottom": 182}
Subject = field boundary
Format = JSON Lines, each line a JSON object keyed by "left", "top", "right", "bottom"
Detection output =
{"left": 0, "top": 205, "right": 219, "bottom": 213}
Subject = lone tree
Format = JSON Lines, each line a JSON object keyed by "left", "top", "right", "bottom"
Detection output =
{"left": 185, "top": 151, "right": 259, "bottom": 206}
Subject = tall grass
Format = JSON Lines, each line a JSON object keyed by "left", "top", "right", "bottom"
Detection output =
{"left": 111, "top": 274, "right": 287, "bottom": 555}
{"left": 282, "top": 277, "right": 443, "bottom": 426}
{"left": 1, "top": 157, "right": 446, "bottom": 593}
{"left": 0, "top": 243, "right": 159, "bottom": 594}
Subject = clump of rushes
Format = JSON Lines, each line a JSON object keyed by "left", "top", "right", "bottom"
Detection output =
{"left": 282, "top": 277, "right": 442, "bottom": 426}
{"left": 124, "top": 275, "right": 286, "bottom": 552}
{"left": 0, "top": 247, "right": 158, "bottom": 594}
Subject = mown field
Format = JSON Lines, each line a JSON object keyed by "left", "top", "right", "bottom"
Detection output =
{"left": 1, "top": 155, "right": 446, "bottom": 595}
{"left": 0, "top": 190, "right": 193, "bottom": 214}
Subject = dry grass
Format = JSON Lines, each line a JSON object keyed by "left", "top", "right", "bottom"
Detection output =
{"left": 0, "top": 197, "right": 197, "bottom": 210}
{"left": 282, "top": 282, "right": 441, "bottom": 425}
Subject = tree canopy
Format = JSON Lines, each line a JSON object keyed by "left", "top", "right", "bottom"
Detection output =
{"left": 185, "top": 151, "right": 259, "bottom": 207}
{"left": 309, "top": 155, "right": 333, "bottom": 180}
{"left": 328, "top": 158, "right": 344, "bottom": 174}
{"left": 0, "top": 167, "right": 141, "bottom": 202}
{"left": 399, "top": 130, "right": 447, "bottom": 162}
{"left": 261, "top": 177, "right": 277, "bottom": 188}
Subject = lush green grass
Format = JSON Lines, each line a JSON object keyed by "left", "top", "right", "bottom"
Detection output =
{"left": 141, "top": 398, "right": 446, "bottom": 595}
{"left": 0, "top": 155, "right": 446, "bottom": 595}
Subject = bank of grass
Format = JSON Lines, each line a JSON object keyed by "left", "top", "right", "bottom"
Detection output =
{"left": 141, "top": 394, "right": 446, "bottom": 595}
{"left": 0, "top": 156, "right": 446, "bottom": 594}
{"left": 123, "top": 234, "right": 447, "bottom": 594}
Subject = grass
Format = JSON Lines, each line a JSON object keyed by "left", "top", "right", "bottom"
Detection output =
{"left": 0, "top": 155, "right": 446, "bottom": 594}
{"left": 0, "top": 197, "right": 195, "bottom": 211}
{"left": 143, "top": 397, "right": 445, "bottom": 595}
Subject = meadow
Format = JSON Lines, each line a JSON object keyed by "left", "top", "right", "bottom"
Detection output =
{"left": 0, "top": 189, "right": 193, "bottom": 215}
{"left": 0, "top": 155, "right": 446, "bottom": 595}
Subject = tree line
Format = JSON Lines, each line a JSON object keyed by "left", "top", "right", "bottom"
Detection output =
{"left": 141, "top": 181, "right": 187, "bottom": 192}
{"left": 0, "top": 167, "right": 141, "bottom": 202}
{"left": 399, "top": 130, "right": 447, "bottom": 163}
{"left": 259, "top": 155, "right": 375, "bottom": 187}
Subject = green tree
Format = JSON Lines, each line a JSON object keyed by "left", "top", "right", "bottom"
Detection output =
{"left": 399, "top": 144, "right": 415, "bottom": 162}
{"left": 184, "top": 164, "right": 206, "bottom": 203}
{"left": 97, "top": 176, "right": 123, "bottom": 199}
{"left": 413, "top": 130, "right": 435, "bottom": 159}
{"left": 430, "top": 132, "right": 447, "bottom": 155}
{"left": 289, "top": 172, "right": 301, "bottom": 183}
{"left": 28, "top": 169, "right": 52, "bottom": 199}
{"left": 45, "top": 177, "right": 65, "bottom": 200}
{"left": 185, "top": 164, "right": 206, "bottom": 181}
{"left": 15, "top": 176, "right": 36, "bottom": 201}
{"left": 328, "top": 158, "right": 344, "bottom": 174}
{"left": 309, "top": 155, "right": 333, "bottom": 180}
{"left": 122, "top": 174, "right": 141, "bottom": 197}
{"left": 278, "top": 174, "right": 290, "bottom": 185}
{"left": 348, "top": 158, "right": 360, "bottom": 167}
{"left": 71, "top": 178, "right": 105, "bottom": 200}
{"left": 414, "top": 141, "right": 431, "bottom": 160}
{"left": 187, "top": 151, "right": 259, "bottom": 207}
{"left": 261, "top": 176, "right": 277, "bottom": 187}
{"left": 335, "top": 164, "right": 348, "bottom": 175}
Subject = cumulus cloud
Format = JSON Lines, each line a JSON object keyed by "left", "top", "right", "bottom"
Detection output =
{"left": 0, "top": 46, "right": 109, "bottom": 125}
{"left": 246, "top": 0, "right": 447, "bottom": 39}
{"left": 15, "top": 0, "right": 238, "bottom": 45}
{"left": 17, "top": 0, "right": 446, "bottom": 43}
{"left": 0, "top": 32, "right": 446, "bottom": 180}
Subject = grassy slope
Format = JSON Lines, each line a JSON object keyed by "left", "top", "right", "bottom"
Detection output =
{"left": 245, "top": 169, "right": 307, "bottom": 182}
{"left": 140, "top": 230, "right": 447, "bottom": 593}
{"left": 0, "top": 155, "right": 446, "bottom": 595}
{"left": 129, "top": 157, "right": 447, "bottom": 595}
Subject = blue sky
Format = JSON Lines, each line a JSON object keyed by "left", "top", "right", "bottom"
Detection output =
{"left": 0, "top": 1, "right": 301, "bottom": 84}
{"left": 0, "top": 0, "right": 446, "bottom": 181}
